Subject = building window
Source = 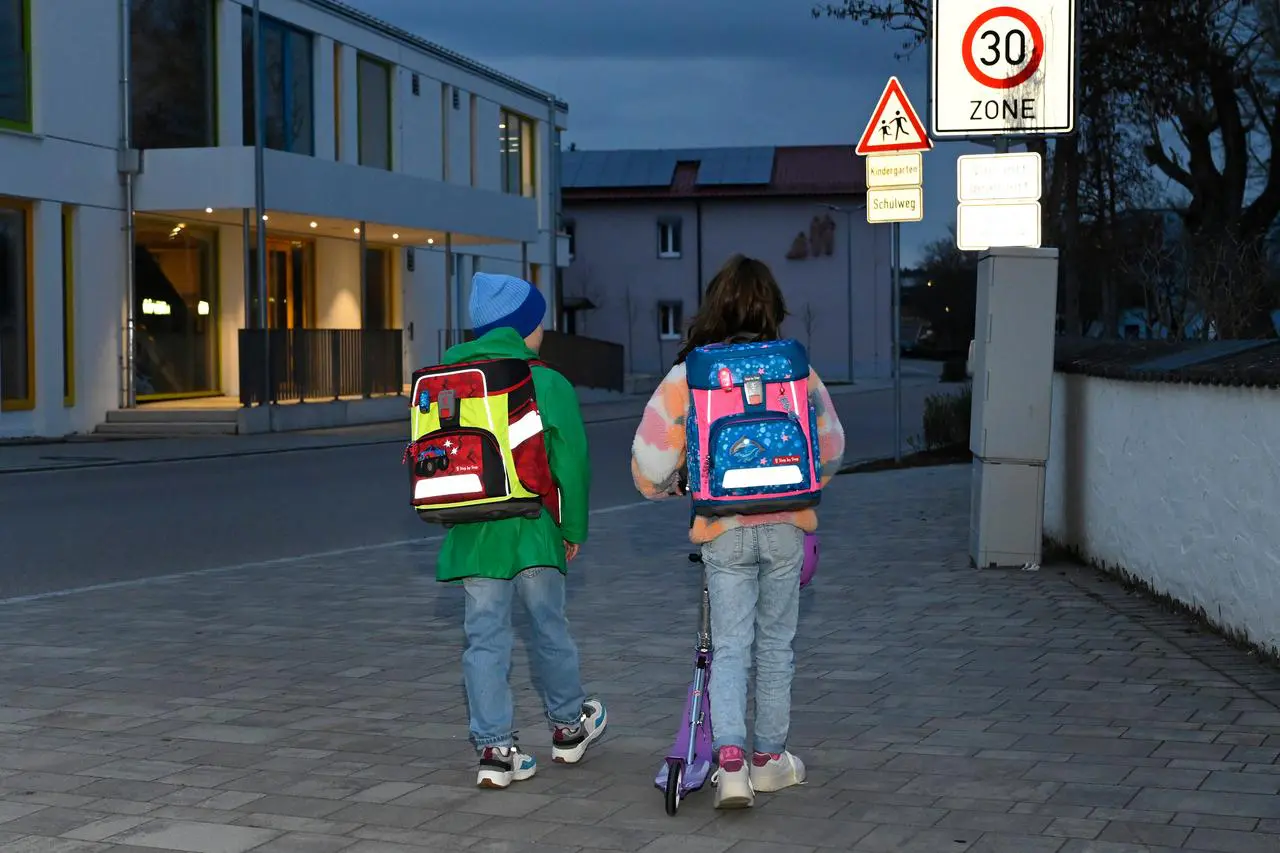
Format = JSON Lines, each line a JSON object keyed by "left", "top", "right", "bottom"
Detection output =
{"left": 659, "top": 301, "right": 683, "bottom": 341}
{"left": 134, "top": 220, "right": 220, "bottom": 399}
{"left": 62, "top": 206, "right": 75, "bottom": 407}
{"left": 440, "top": 83, "right": 450, "bottom": 180}
{"left": 332, "top": 42, "right": 342, "bottom": 159}
{"left": 131, "top": 0, "right": 216, "bottom": 149}
{"left": 0, "top": 0, "right": 30, "bottom": 132}
{"left": 469, "top": 93, "right": 478, "bottom": 186}
{"left": 363, "top": 247, "right": 392, "bottom": 329}
{"left": 658, "top": 219, "right": 682, "bottom": 259}
{"left": 0, "top": 199, "right": 31, "bottom": 410}
{"left": 564, "top": 220, "right": 576, "bottom": 259}
{"left": 242, "top": 10, "right": 315, "bottom": 155}
{"left": 500, "top": 109, "right": 536, "bottom": 197}
{"left": 357, "top": 54, "right": 391, "bottom": 169}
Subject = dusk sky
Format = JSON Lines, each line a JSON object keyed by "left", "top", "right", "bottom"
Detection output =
{"left": 346, "top": 0, "right": 997, "bottom": 265}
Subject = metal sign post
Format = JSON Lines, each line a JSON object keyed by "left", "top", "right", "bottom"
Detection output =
{"left": 252, "top": 0, "right": 270, "bottom": 406}
{"left": 857, "top": 77, "right": 932, "bottom": 462}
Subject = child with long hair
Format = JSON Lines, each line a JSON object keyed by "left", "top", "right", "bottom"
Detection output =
{"left": 630, "top": 254, "right": 846, "bottom": 808}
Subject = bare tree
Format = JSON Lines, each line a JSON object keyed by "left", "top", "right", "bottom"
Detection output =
{"left": 1115, "top": 212, "right": 1198, "bottom": 339}
{"left": 815, "top": 0, "right": 1280, "bottom": 337}
{"left": 562, "top": 262, "right": 603, "bottom": 336}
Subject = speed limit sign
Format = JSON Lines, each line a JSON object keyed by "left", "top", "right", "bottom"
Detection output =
{"left": 930, "top": 0, "right": 1076, "bottom": 137}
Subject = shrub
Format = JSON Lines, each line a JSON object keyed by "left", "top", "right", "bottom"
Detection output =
{"left": 921, "top": 383, "right": 972, "bottom": 451}
{"left": 940, "top": 357, "right": 968, "bottom": 382}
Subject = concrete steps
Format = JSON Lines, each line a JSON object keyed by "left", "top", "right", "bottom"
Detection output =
{"left": 95, "top": 407, "right": 240, "bottom": 437}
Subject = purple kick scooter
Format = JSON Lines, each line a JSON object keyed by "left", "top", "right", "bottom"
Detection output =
{"left": 654, "top": 532, "right": 819, "bottom": 815}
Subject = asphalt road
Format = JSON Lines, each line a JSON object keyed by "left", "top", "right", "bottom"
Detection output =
{"left": 0, "top": 382, "right": 944, "bottom": 599}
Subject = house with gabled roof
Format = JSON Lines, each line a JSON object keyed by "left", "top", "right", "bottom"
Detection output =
{"left": 559, "top": 145, "right": 892, "bottom": 382}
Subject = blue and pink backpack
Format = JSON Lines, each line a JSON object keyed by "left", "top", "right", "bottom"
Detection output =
{"left": 684, "top": 338, "right": 823, "bottom": 517}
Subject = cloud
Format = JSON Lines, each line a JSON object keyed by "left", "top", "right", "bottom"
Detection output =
{"left": 342, "top": 0, "right": 972, "bottom": 265}
{"left": 345, "top": 0, "right": 908, "bottom": 68}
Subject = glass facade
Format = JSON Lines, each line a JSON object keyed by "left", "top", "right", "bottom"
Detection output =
{"left": 248, "top": 239, "right": 314, "bottom": 329}
{"left": 357, "top": 54, "right": 391, "bottom": 169}
{"left": 131, "top": 0, "right": 216, "bottom": 149}
{"left": 242, "top": 10, "right": 314, "bottom": 155}
{"left": 500, "top": 109, "right": 536, "bottom": 197}
{"left": 363, "top": 247, "right": 391, "bottom": 329}
{"left": 0, "top": 201, "right": 30, "bottom": 408}
{"left": 0, "top": 0, "right": 30, "bottom": 130}
{"left": 134, "top": 220, "right": 219, "bottom": 398}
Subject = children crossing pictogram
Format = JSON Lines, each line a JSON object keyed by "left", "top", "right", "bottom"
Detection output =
{"left": 856, "top": 77, "right": 933, "bottom": 156}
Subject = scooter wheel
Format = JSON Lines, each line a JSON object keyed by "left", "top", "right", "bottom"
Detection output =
{"left": 664, "top": 758, "right": 683, "bottom": 815}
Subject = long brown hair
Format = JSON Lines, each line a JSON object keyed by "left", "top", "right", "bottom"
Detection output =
{"left": 675, "top": 253, "right": 788, "bottom": 363}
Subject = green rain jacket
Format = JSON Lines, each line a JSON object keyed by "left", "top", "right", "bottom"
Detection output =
{"left": 434, "top": 328, "right": 591, "bottom": 582}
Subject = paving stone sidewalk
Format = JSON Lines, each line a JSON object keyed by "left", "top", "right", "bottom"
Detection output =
{"left": 3, "top": 466, "right": 1280, "bottom": 852}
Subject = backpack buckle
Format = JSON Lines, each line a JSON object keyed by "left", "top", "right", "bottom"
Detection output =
{"left": 717, "top": 367, "right": 734, "bottom": 391}
{"left": 744, "top": 376, "right": 763, "bottom": 407}
{"left": 438, "top": 389, "right": 457, "bottom": 422}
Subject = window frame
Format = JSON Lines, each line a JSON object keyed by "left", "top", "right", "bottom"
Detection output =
{"left": 500, "top": 108, "right": 536, "bottom": 197}
{"left": 356, "top": 52, "right": 392, "bottom": 170}
{"left": 242, "top": 10, "right": 315, "bottom": 156}
{"left": 657, "top": 219, "right": 682, "bottom": 259}
{"left": 658, "top": 300, "right": 683, "bottom": 341}
{"left": 131, "top": 0, "right": 218, "bottom": 150}
{"left": 62, "top": 205, "right": 75, "bottom": 407}
{"left": 0, "top": 196, "right": 33, "bottom": 411}
{"left": 0, "top": 0, "right": 31, "bottom": 133}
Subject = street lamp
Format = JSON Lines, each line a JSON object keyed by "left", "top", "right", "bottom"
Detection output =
{"left": 820, "top": 202, "right": 867, "bottom": 384}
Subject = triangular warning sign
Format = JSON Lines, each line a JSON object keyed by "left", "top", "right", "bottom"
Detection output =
{"left": 856, "top": 76, "right": 933, "bottom": 155}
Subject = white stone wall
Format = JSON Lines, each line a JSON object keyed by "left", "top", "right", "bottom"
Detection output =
{"left": 1044, "top": 372, "right": 1280, "bottom": 651}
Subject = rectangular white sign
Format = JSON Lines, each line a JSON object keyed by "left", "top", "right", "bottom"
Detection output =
{"left": 956, "top": 201, "right": 1041, "bottom": 250}
{"left": 957, "top": 152, "right": 1042, "bottom": 202}
{"left": 930, "top": 0, "right": 1077, "bottom": 137}
{"left": 866, "top": 152, "right": 924, "bottom": 189}
{"left": 868, "top": 187, "right": 924, "bottom": 223}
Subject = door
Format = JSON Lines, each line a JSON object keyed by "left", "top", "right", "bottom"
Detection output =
{"left": 266, "top": 239, "right": 309, "bottom": 329}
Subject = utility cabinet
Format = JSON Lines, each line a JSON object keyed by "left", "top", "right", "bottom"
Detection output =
{"left": 969, "top": 248, "right": 1060, "bottom": 463}
{"left": 970, "top": 457, "right": 1046, "bottom": 569}
{"left": 967, "top": 247, "right": 1059, "bottom": 569}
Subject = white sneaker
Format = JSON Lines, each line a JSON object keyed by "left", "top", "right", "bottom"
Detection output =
{"left": 476, "top": 744, "right": 537, "bottom": 789}
{"left": 712, "top": 746, "right": 755, "bottom": 808}
{"left": 749, "top": 750, "right": 807, "bottom": 792}
{"left": 552, "top": 698, "right": 608, "bottom": 764}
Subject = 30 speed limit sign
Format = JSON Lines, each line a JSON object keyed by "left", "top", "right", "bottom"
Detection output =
{"left": 930, "top": 0, "right": 1076, "bottom": 137}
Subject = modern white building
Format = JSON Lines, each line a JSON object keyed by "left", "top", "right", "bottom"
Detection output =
{"left": 0, "top": 0, "right": 570, "bottom": 439}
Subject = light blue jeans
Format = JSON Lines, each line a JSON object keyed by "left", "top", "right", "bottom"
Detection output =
{"left": 462, "top": 567, "right": 587, "bottom": 749}
{"left": 702, "top": 523, "right": 805, "bottom": 755}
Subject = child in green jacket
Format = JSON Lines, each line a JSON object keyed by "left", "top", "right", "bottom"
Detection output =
{"left": 439, "top": 272, "right": 607, "bottom": 789}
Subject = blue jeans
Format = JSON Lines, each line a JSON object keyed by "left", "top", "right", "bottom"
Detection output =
{"left": 702, "top": 523, "right": 805, "bottom": 755}
{"left": 462, "top": 568, "right": 587, "bottom": 749}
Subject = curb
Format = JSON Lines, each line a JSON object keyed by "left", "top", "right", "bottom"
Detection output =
{"left": 0, "top": 408, "right": 648, "bottom": 476}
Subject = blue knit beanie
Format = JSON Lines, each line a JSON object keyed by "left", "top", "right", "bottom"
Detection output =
{"left": 469, "top": 272, "right": 546, "bottom": 339}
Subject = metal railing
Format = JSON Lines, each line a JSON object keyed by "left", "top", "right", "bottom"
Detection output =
{"left": 239, "top": 329, "right": 404, "bottom": 405}
{"left": 434, "top": 328, "right": 624, "bottom": 392}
